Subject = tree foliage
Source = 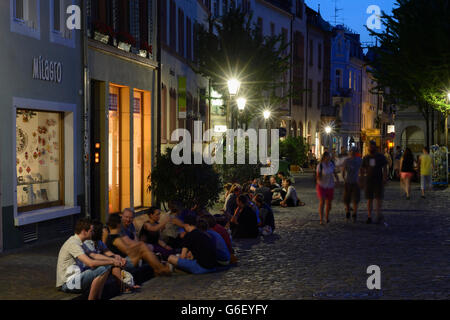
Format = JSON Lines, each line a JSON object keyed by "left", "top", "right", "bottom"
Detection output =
{"left": 279, "top": 136, "right": 309, "bottom": 166}
{"left": 195, "top": 6, "right": 292, "bottom": 122}
{"left": 148, "top": 148, "right": 222, "bottom": 210}
{"left": 368, "top": 0, "right": 450, "bottom": 113}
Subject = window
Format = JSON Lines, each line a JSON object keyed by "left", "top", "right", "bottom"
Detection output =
{"left": 309, "top": 39, "right": 313, "bottom": 66}
{"left": 161, "top": 0, "right": 167, "bottom": 44}
{"left": 270, "top": 22, "right": 275, "bottom": 36}
{"left": 317, "top": 82, "right": 321, "bottom": 109}
{"left": 169, "top": 89, "right": 178, "bottom": 143}
{"left": 16, "top": 109, "right": 64, "bottom": 213}
{"left": 318, "top": 43, "right": 322, "bottom": 69}
{"left": 296, "top": 0, "right": 303, "bottom": 19}
{"left": 11, "top": 0, "right": 40, "bottom": 39}
{"left": 51, "top": 0, "right": 75, "bottom": 47}
{"left": 169, "top": 0, "right": 176, "bottom": 50}
{"left": 108, "top": 86, "right": 120, "bottom": 214}
{"left": 178, "top": 8, "right": 184, "bottom": 57}
{"left": 308, "top": 79, "right": 313, "bottom": 108}
{"left": 213, "top": 1, "right": 219, "bottom": 17}
{"left": 161, "top": 85, "right": 168, "bottom": 143}
{"left": 281, "top": 28, "right": 288, "bottom": 55}
{"left": 133, "top": 91, "right": 143, "bottom": 208}
{"left": 186, "top": 17, "right": 192, "bottom": 61}
{"left": 257, "top": 17, "right": 263, "bottom": 38}
{"left": 335, "top": 69, "right": 342, "bottom": 89}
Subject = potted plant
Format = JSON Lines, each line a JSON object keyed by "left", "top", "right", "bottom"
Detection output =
{"left": 139, "top": 41, "right": 153, "bottom": 58}
{"left": 116, "top": 31, "right": 136, "bottom": 52}
{"left": 93, "top": 20, "right": 114, "bottom": 44}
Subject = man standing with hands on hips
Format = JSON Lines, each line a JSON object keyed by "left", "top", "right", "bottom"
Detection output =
{"left": 361, "top": 141, "right": 388, "bottom": 224}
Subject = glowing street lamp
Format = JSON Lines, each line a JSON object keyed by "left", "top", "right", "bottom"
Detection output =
{"left": 237, "top": 97, "right": 247, "bottom": 111}
{"left": 325, "top": 126, "right": 332, "bottom": 134}
{"left": 263, "top": 110, "right": 271, "bottom": 120}
{"left": 227, "top": 78, "right": 241, "bottom": 96}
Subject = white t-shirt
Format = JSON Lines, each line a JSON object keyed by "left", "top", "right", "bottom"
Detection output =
{"left": 316, "top": 162, "right": 336, "bottom": 189}
{"left": 56, "top": 235, "right": 85, "bottom": 287}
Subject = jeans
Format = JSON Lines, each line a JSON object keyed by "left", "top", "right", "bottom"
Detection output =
{"left": 61, "top": 265, "right": 111, "bottom": 293}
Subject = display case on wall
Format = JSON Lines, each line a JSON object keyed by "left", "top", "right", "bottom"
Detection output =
{"left": 16, "top": 109, "right": 64, "bottom": 213}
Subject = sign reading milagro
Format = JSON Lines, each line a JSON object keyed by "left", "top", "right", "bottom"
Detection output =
{"left": 178, "top": 76, "right": 187, "bottom": 119}
{"left": 32, "top": 56, "right": 63, "bottom": 83}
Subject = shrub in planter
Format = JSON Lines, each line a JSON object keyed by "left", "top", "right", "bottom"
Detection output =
{"left": 279, "top": 136, "right": 309, "bottom": 167}
{"left": 116, "top": 31, "right": 137, "bottom": 47}
{"left": 147, "top": 148, "right": 222, "bottom": 210}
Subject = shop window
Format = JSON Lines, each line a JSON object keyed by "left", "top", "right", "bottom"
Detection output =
{"left": 109, "top": 86, "right": 120, "bottom": 214}
{"left": 11, "top": 0, "right": 40, "bottom": 39}
{"left": 16, "top": 109, "right": 64, "bottom": 213}
{"left": 133, "top": 91, "right": 143, "bottom": 208}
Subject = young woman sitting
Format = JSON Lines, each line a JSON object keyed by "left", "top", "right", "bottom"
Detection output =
{"left": 139, "top": 207, "right": 182, "bottom": 261}
{"left": 254, "top": 194, "right": 275, "bottom": 236}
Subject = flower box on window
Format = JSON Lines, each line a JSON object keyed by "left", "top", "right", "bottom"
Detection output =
{"left": 94, "top": 31, "right": 110, "bottom": 44}
{"left": 92, "top": 20, "right": 115, "bottom": 44}
{"left": 116, "top": 32, "right": 136, "bottom": 52}
{"left": 118, "top": 41, "right": 132, "bottom": 52}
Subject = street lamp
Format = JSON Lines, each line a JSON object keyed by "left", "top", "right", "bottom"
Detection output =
{"left": 237, "top": 97, "right": 247, "bottom": 111}
{"left": 227, "top": 78, "right": 241, "bottom": 96}
{"left": 325, "top": 125, "right": 333, "bottom": 151}
{"left": 325, "top": 126, "right": 332, "bottom": 134}
{"left": 263, "top": 110, "right": 271, "bottom": 120}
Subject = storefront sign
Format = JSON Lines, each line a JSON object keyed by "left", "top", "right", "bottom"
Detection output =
{"left": 32, "top": 56, "right": 63, "bottom": 83}
{"left": 178, "top": 77, "right": 187, "bottom": 119}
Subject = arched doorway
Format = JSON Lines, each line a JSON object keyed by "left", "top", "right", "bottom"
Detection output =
{"left": 298, "top": 121, "right": 304, "bottom": 138}
{"left": 292, "top": 120, "right": 297, "bottom": 137}
{"left": 401, "top": 126, "right": 425, "bottom": 154}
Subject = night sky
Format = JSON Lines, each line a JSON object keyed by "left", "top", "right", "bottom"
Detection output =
{"left": 305, "top": 0, "right": 398, "bottom": 46}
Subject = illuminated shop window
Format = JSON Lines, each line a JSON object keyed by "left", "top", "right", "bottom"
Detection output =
{"left": 133, "top": 91, "right": 143, "bottom": 208}
{"left": 16, "top": 109, "right": 64, "bottom": 212}
{"left": 109, "top": 86, "right": 120, "bottom": 214}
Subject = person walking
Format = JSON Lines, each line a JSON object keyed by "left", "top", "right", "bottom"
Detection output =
{"left": 400, "top": 148, "right": 415, "bottom": 200}
{"left": 316, "top": 152, "right": 338, "bottom": 225}
{"left": 361, "top": 141, "right": 388, "bottom": 224}
{"left": 393, "top": 146, "right": 402, "bottom": 180}
{"left": 342, "top": 147, "right": 363, "bottom": 222}
{"left": 384, "top": 147, "right": 393, "bottom": 180}
{"left": 418, "top": 146, "right": 433, "bottom": 199}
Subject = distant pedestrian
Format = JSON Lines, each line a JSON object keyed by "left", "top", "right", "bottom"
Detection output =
{"left": 418, "top": 146, "right": 433, "bottom": 199}
{"left": 400, "top": 148, "right": 415, "bottom": 200}
{"left": 342, "top": 147, "right": 363, "bottom": 222}
{"left": 361, "top": 141, "right": 388, "bottom": 224}
{"left": 316, "top": 152, "right": 339, "bottom": 225}
{"left": 384, "top": 147, "right": 393, "bottom": 180}
{"left": 393, "top": 146, "right": 402, "bottom": 179}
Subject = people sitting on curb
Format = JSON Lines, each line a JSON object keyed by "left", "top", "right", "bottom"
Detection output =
{"left": 139, "top": 206, "right": 183, "bottom": 261}
{"left": 56, "top": 218, "right": 120, "bottom": 300}
{"left": 202, "top": 214, "right": 231, "bottom": 266}
{"left": 104, "top": 213, "right": 172, "bottom": 277}
{"left": 254, "top": 193, "right": 275, "bottom": 236}
{"left": 230, "top": 195, "right": 259, "bottom": 239}
{"left": 167, "top": 214, "right": 217, "bottom": 274}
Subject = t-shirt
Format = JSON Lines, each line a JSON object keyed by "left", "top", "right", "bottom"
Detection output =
{"left": 259, "top": 203, "right": 275, "bottom": 230}
{"left": 212, "top": 224, "right": 233, "bottom": 253}
{"left": 207, "top": 230, "right": 231, "bottom": 263}
{"left": 255, "top": 186, "right": 273, "bottom": 206}
{"left": 140, "top": 222, "right": 160, "bottom": 245}
{"left": 420, "top": 154, "right": 432, "bottom": 176}
{"left": 82, "top": 240, "right": 108, "bottom": 255}
{"left": 56, "top": 235, "right": 86, "bottom": 287}
{"left": 224, "top": 194, "right": 237, "bottom": 216}
{"left": 182, "top": 229, "right": 217, "bottom": 269}
{"left": 362, "top": 153, "right": 387, "bottom": 183}
{"left": 316, "top": 162, "right": 336, "bottom": 189}
{"left": 343, "top": 157, "right": 362, "bottom": 184}
{"left": 401, "top": 155, "right": 415, "bottom": 173}
{"left": 284, "top": 186, "right": 299, "bottom": 204}
{"left": 121, "top": 223, "right": 136, "bottom": 240}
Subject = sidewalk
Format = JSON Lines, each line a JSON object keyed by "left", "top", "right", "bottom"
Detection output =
{"left": 0, "top": 238, "right": 78, "bottom": 300}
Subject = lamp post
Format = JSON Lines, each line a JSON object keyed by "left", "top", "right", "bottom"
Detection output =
{"left": 325, "top": 126, "right": 332, "bottom": 151}
{"left": 446, "top": 92, "right": 450, "bottom": 148}
{"left": 236, "top": 97, "right": 247, "bottom": 129}
{"left": 264, "top": 110, "right": 272, "bottom": 147}
{"left": 227, "top": 78, "right": 241, "bottom": 129}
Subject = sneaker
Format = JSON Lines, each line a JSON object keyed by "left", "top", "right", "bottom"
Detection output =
{"left": 366, "top": 217, "right": 372, "bottom": 224}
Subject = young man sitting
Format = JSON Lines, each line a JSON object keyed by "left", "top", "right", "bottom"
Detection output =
{"left": 56, "top": 218, "right": 121, "bottom": 300}
{"left": 230, "top": 195, "right": 259, "bottom": 239}
{"left": 167, "top": 214, "right": 217, "bottom": 274}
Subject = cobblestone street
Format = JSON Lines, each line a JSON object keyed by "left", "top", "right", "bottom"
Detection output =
{"left": 115, "top": 173, "right": 450, "bottom": 300}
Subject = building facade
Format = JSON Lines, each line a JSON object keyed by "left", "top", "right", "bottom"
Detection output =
{"left": 86, "top": 0, "right": 158, "bottom": 222}
{"left": 0, "top": 0, "right": 84, "bottom": 251}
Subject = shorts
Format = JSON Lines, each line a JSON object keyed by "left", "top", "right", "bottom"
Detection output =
{"left": 61, "top": 265, "right": 111, "bottom": 293}
{"left": 421, "top": 175, "right": 432, "bottom": 190}
{"left": 400, "top": 172, "right": 414, "bottom": 179}
{"left": 316, "top": 185, "right": 334, "bottom": 201}
{"left": 343, "top": 183, "right": 361, "bottom": 204}
{"left": 365, "top": 181, "right": 384, "bottom": 200}
{"left": 177, "top": 258, "right": 216, "bottom": 275}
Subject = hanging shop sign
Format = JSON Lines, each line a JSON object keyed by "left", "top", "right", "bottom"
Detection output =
{"left": 178, "top": 76, "right": 187, "bottom": 119}
{"left": 32, "top": 56, "right": 63, "bottom": 83}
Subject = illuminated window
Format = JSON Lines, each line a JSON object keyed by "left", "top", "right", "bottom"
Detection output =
{"left": 16, "top": 109, "right": 64, "bottom": 212}
{"left": 109, "top": 86, "right": 120, "bottom": 214}
{"left": 133, "top": 91, "right": 143, "bottom": 208}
